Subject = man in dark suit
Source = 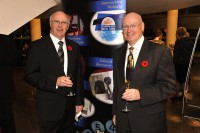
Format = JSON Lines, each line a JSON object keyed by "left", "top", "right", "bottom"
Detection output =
{"left": 0, "top": 34, "right": 20, "bottom": 133}
{"left": 24, "top": 11, "right": 84, "bottom": 133}
{"left": 112, "top": 12, "right": 176, "bottom": 133}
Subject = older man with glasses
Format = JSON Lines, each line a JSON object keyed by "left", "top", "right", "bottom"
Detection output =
{"left": 112, "top": 12, "right": 176, "bottom": 133}
{"left": 25, "top": 11, "right": 84, "bottom": 133}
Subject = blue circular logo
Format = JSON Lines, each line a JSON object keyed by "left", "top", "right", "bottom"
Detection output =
{"left": 90, "top": 10, "right": 125, "bottom": 46}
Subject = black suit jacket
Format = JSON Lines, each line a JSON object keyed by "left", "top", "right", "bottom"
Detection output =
{"left": 173, "top": 37, "right": 193, "bottom": 64}
{"left": 112, "top": 39, "right": 176, "bottom": 133}
{"left": 24, "top": 35, "right": 84, "bottom": 121}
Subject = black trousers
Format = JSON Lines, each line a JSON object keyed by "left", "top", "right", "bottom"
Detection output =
{"left": 39, "top": 102, "right": 75, "bottom": 133}
{"left": 39, "top": 118, "right": 75, "bottom": 133}
{"left": 0, "top": 96, "right": 16, "bottom": 133}
{"left": 125, "top": 115, "right": 131, "bottom": 133}
{"left": 175, "top": 63, "right": 189, "bottom": 84}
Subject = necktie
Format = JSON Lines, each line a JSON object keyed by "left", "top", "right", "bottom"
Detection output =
{"left": 58, "top": 41, "right": 64, "bottom": 67}
{"left": 126, "top": 47, "right": 134, "bottom": 82}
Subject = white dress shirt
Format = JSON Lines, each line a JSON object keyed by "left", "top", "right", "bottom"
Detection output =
{"left": 50, "top": 33, "right": 68, "bottom": 75}
{"left": 124, "top": 35, "right": 144, "bottom": 80}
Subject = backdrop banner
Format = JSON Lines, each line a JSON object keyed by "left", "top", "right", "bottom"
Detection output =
{"left": 62, "top": 0, "right": 126, "bottom": 132}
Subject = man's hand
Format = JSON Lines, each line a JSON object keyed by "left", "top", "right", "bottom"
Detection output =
{"left": 56, "top": 76, "right": 73, "bottom": 87}
{"left": 112, "top": 115, "right": 116, "bottom": 126}
{"left": 122, "top": 88, "right": 140, "bottom": 101}
{"left": 76, "top": 105, "right": 83, "bottom": 113}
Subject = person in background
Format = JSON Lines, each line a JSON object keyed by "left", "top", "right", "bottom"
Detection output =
{"left": 21, "top": 42, "right": 29, "bottom": 65}
{"left": 66, "top": 27, "right": 79, "bottom": 36}
{"left": 171, "top": 27, "right": 193, "bottom": 100}
{"left": 112, "top": 12, "right": 176, "bottom": 133}
{"left": 0, "top": 34, "right": 21, "bottom": 133}
{"left": 21, "top": 42, "right": 29, "bottom": 57}
{"left": 24, "top": 11, "right": 84, "bottom": 133}
{"left": 150, "top": 28, "right": 165, "bottom": 45}
{"left": 66, "top": 13, "right": 83, "bottom": 36}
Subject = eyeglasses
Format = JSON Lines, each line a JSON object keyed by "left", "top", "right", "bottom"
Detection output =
{"left": 51, "top": 20, "right": 69, "bottom": 25}
{"left": 122, "top": 23, "right": 141, "bottom": 30}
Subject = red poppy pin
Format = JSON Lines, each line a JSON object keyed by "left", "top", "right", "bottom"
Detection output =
{"left": 67, "top": 45, "right": 72, "bottom": 51}
{"left": 141, "top": 60, "right": 148, "bottom": 68}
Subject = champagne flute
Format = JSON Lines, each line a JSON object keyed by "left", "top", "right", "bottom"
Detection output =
{"left": 122, "top": 80, "right": 131, "bottom": 112}
{"left": 67, "top": 74, "right": 75, "bottom": 96}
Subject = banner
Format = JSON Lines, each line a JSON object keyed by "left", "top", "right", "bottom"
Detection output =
{"left": 63, "top": 0, "right": 126, "bottom": 132}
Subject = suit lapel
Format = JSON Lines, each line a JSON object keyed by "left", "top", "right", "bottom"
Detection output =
{"left": 132, "top": 39, "right": 149, "bottom": 84}
{"left": 45, "top": 36, "right": 65, "bottom": 73}
{"left": 118, "top": 44, "right": 127, "bottom": 84}
{"left": 65, "top": 38, "right": 72, "bottom": 75}
{"left": 135, "top": 39, "right": 149, "bottom": 69}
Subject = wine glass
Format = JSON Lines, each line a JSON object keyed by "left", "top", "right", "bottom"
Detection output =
{"left": 67, "top": 74, "right": 75, "bottom": 96}
{"left": 122, "top": 80, "right": 131, "bottom": 112}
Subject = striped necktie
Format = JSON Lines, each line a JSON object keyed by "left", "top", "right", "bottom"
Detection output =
{"left": 58, "top": 41, "right": 64, "bottom": 67}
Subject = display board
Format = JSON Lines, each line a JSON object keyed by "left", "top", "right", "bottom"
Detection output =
{"left": 62, "top": 0, "right": 126, "bottom": 132}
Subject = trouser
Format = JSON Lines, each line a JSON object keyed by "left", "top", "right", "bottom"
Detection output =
{"left": 0, "top": 97, "right": 16, "bottom": 133}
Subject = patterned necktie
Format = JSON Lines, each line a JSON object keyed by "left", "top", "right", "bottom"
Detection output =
{"left": 58, "top": 41, "right": 64, "bottom": 67}
{"left": 126, "top": 47, "right": 134, "bottom": 82}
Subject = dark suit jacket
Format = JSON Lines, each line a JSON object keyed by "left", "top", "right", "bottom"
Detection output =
{"left": 173, "top": 37, "right": 193, "bottom": 64}
{"left": 112, "top": 39, "right": 176, "bottom": 133}
{"left": 24, "top": 35, "right": 84, "bottom": 121}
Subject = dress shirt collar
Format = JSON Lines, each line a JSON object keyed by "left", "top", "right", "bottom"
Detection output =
{"left": 127, "top": 35, "right": 144, "bottom": 51}
{"left": 50, "top": 33, "right": 66, "bottom": 45}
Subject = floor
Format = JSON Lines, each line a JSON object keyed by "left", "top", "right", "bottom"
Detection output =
{"left": 1, "top": 59, "right": 200, "bottom": 133}
{"left": 166, "top": 58, "right": 200, "bottom": 133}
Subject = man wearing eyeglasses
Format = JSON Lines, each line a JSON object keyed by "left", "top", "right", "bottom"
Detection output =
{"left": 24, "top": 11, "right": 84, "bottom": 133}
{"left": 112, "top": 12, "right": 176, "bottom": 133}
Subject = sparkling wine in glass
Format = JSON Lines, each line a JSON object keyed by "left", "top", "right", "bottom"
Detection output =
{"left": 67, "top": 74, "right": 75, "bottom": 96}
{"left": 122, "top": 80, "right": 131, "bottom": 112}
